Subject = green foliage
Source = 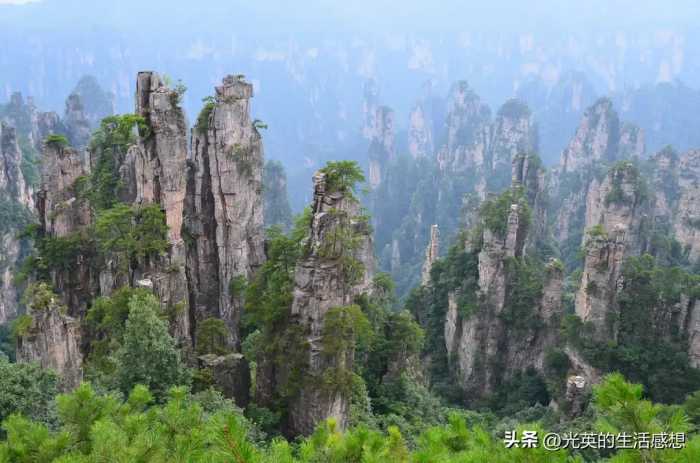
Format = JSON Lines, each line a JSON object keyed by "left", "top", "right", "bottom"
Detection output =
{"left": 604, "top": 161, "right": 649, "bottom": 206}
{"left": 0, "top": 357, "right": 58, "bottom": 428}
{"left": 44, "top": 134, "right": 69, "bottom": 148}
{"left": 489, "top": 368, "right": 550, "bottom": 416}
{"left": 84, "top": 286, "right": 153, "bottom": 376}
{"left": 317, "top": 208, "right": 365, "bottom": 285}
{"left": 564, "top": 255, "right": 700, "bottom": 404}
{"left": 594, "top": 373, "right": 693, "bottom": 462}
{"left": 94, "top": 203, "right": 168, "bottom": 276}
{"left": 195, "top": 97, "right": 216, "bottom": 134}
{"left": 18, "top": 231, "right": 88, "bottom": 283}
{"left": 170, "top": 80, "right": 187, "bottom": 106}
{"left": 320, "top": 305, "right": 372, "bottom": 394}
{"left": 372, "top": 272, "right": 395, "bottom": 303}
{"left": 9, "top": 315, "right": 33, "bottom": 339}
{"left": 319, "top": 160, "right": 365, "bottom": 198}
{"left": 501, "top": 257, "right": 544, "bottom": 332}
{"left": 229, "top": 274, "right": 248, "bottom": 298}
{"left": 83, "top": 114, "right": 148, "bottom": 210}
{"left": 195, "top": 318, "right": 230, "bottom": 356}
{"left": 479, "top": 187, "right": 531, "bottom": 239}
{"left": 21, "top": 282, "right": 61, "bottom": 312}
{"left": 253, "top": 119, "right": 268, "bottom": 130}
{"left": 406, "top": 243, "right": 479, "bottom": 401}
{"left": 114, "top": 294, "right": 191, "bottom": 401}
{"left": 4, "top": 375, "right": 700, "bottom": 461}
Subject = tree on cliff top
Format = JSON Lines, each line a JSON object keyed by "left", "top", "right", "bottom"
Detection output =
{"left": 320, "top": 160, "right": 365, "bottom": 198}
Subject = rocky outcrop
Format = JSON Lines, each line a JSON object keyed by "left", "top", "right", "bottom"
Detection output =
{"left": 37, "top": 141, "right": 91, "bottom": 239}
{"left": 512, "top": 153, "right": 548, "bottom": 250}
{"left": 16, "top": 295, "right": 83, "bottom": 391}
{"left": 361, "top": 79, "right": 380, "bottom": 141}
{"left": 575, "top": 162, "right": 649, "bottom": 338}
{"left": 199, "top": 352, "right": 251, "bottom": 407}
{"left": 420, "top": 225, "right": 439, "bottom": 285}
{"left": 0, "top": 123, "right": 34, "bottom": 324}
{"left": 288, "top": 171, "right": 374, "bottom": 435}
{"left": 436, "top": 89, "right": 536, "bottom": 199}
{"left": 0, "top": 122, "right": 33, "bottom": 210}
{"left": 367, "top": 106, "right": 395, "bottom": 188}
{"left": 687, "top": 299, "right": 700, "bottom": 369}
{"left": 127, "top": 71, "right": 191, "bottom": 341}
{"left": 71, "top": 75, "right": 113, "bottom": 130}
{"left": 186, "top": 75, "right": 265, "bottom": 350}
{"left": 408, "top": 102, "right": 434, "bottom": 159}
{"left": 436, "top": 81, "right": 491, "bottom": 177}
{"left": 489, "top": 100, "right": 538, "bottom": 191}
{"left": 559, "top": 98, "right": 621, "bottom": 174}
{"left": 64, "top": 94, "right": 91, "bottom": 149}
{"left": 674, "top": 150, "right": 700, "bottom": 262}
{"left": 445, "top": 189, "right": 564, "bottom": 398}
{"left": 551, "top": 99, "right": 645, "bottom": 247}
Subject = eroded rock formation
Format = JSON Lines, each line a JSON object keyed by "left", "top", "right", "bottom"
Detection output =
{"left": 0, "top": 123, "right": 34, "bottom": 324}
{"left": 186, "top": 75, "right": 265, "bottom": 349}
{"left": 421, "top": 225, "right": 439, "bottom": 285}
{"left": 288, "top": 170, "right": 374, "bottom": 435}
{"left": 16, "top": 292, "right": 83, "bottom": 391}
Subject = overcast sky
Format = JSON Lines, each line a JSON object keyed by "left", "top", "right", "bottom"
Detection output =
{"left": 2, "top": 0, "right": 699, "bottom": 35}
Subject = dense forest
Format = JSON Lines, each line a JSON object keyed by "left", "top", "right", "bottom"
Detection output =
{"left": 2, "top": 4, "right": 700, "bottom": 458}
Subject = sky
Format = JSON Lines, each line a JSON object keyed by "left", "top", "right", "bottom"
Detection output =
{"left": 2, "top": 0, "right": 700, "bottom": 34}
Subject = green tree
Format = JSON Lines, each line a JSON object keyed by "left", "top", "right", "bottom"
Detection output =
{"left": 195, "top": 318, "right": 230, "bottom": 356}
{"left": 114, "top": 294, "right": 190, "bottom": 401}
{"left": 594, "top": 373, "right": 699, "bottom": 462}
{"left": 319, "top": 160, "right": 366, "bottom": 197}
{"left": 0, "top": 357, "right": 58, "bottom": 427}
{"left": 94, "top": 203, "right": 168, "bottom": 280}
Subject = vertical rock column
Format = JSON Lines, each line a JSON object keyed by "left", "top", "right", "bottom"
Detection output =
{"left": 575, "top": 162, "right": 649, "bottom": 339}
{"left": 288, "top": 171, "right": 374, "bottom": 436}
{"left": 16, "top": 292, "right": 83, "bottom": 391}
{"left": 420, "top": 225, "right": 439, "bottom": 285}
{"left": 367, "top": 106, "right": 395, "bottom": 189}
{"left": 133, "top": 71, "right": 191, "bottom": 342}
{"left": 186, "top": 75, "right": 265, "bottom": 348}
{"left": 0, "top": 123, "right": 34, "bottom": 324}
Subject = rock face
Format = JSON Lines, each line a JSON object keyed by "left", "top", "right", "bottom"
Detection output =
{"left": 367, "top": 106, "right": 395, "bottom": 188}
{"left": 0, "top": 123, "right": 34, "bottom": 324}
{"left": 436, "top": 81, "right": 491, "bottom": 177}
{"left": 408, "top": 101, "right": 434, "bottom": 159}
{"left": 445, "top": 189, "right": 563, "bottom": 398}
{"left": 16, "top": 299, "right": 83, "bottom": 391}
{"left": 199, "top": 353, "right": 251, "bottom": 407}
{"left": 575, "top": 162, "right": 649, "bottom": 338}
{"left": 674, "top": 150, "right": 700, "bottom": 262}
{"left": 436, "top": 88, "right": 536, "bottom": 199}
{"left": 129, "top": 71, "right": 191, "bottom": 341}
{"left": 551, "top": 98, "right": 645, "bottom": 246}
{"left": 186, "top": 75, "right": 265, "bottom": 349}
{"left": 288, "top": 171, "right": 374, "bottom": 435}
{"left": 420, "top": 225, "right": 439, "bottom": 285}
{"left": 489, "top": 100, "right": 538, "bottom": 191}
{"left": 361, "top": 79, "right": 380, "bottom": 141}
{"left": 71, "top": 75, "right": 114, "bottom": 129}
{"left": 64, "top": 93, "right": 92, "bottom": 149}
{"left": 511, "top": 153, "right": 548, "bottom": 250}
